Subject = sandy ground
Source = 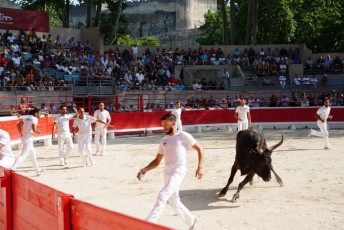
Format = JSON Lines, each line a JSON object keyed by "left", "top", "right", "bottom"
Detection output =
{"left": 12, "top": 128, "right": 344, "bottom": 230}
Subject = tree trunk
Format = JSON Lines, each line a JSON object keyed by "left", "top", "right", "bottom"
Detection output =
{"left": 94, "top": 0, "right": 103, "bottom": 27}
{"left": 62, "top": 0, "right": 70, "bottom": 28}
{"left": 220, "top": 0, "right": 229, "bottom": 45}
{"left": 246, "top": 0, "right": 259, "bottom": 45}
{"left": 87, "top": 0, "right": 93, "bottom": 28}
{"left": 229, "top": 0, "right": 236, "bottom": 45}
{"left": 111, "top": 0, "right": 123, "bottom": 45}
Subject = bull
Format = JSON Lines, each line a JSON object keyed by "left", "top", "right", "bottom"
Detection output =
{"left": 219, "top": 129, "right": 284, "bottom": 202}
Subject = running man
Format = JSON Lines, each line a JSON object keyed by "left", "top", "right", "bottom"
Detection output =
{"left": 52, "top": 105, "right": 77, "bottom": 166}
{"left": 72, "top": 107, "right": 107, "bottom": 167}
{"left": 137, "top": 113, "right": 203, "bottom": 229}
{"left": 0, "top": 128, "right": 15, "bottom": 169}
{"left": 11, "top": 108, "right": 45, "bottom": 176}
{"left": 171, "top": 101, "right": 183, "bottom": 131}
{"left": 308, "top": 98, "right": 333, "bottom": 149}
{"left": 234, "top": 98, "right": 252, "bottom": 131}
{"left": 93, "top": 102, "right": 111, "bottom": 156}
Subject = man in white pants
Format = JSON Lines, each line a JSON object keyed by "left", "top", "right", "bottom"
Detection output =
{"left": 171, "top": 101, "right": 182, "bottom": 131}
{"left": 0, "top": 129, "right": 15, "bottom": 169}
{"left": 72, "top": 107, "right": 107, "bottom": 166}
{"left": 11, "top": 108, "right": 45, "bottom": 176}
{"left": 137, "top": 113, "right": 203, "bottom": 230}
{"left": 52, "top": 106, "right": 77, "bottom": 166}
{"left": 93, "top": 102, "right": 111, "bottom": 156}
{"left": 234, "top": 98, "right": 252, "bottom": 131}
{"left": 308, "top": 98, "right": 333, "bottom": 149}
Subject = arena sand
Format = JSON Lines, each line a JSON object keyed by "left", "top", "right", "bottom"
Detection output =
{"left": 13, "top": 129, "right": 344, "bottom": 230}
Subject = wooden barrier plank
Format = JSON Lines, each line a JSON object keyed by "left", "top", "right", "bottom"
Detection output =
{"left": 71, "top": 199, "right": 171, "bottom": 230}
{"left": 13, "top": 176, "right": 57, "bottom": 216}
{"left": 13, "top": 196, "right": 56, "bottom": 229}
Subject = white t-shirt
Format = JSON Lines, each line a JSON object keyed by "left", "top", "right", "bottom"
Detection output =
{"left": 54, "top": 114, "right": 74, "bottom": 135}
{"left": 22, "top": 115, "right": 38, "bottom": 142}
{"left": 171, "top": 108, "right": 182, "bottom": 121}
{"left": 235, "top": 105, "right": 250, "bottom": 121}
{"left": 316, "top": 106, "right": 331, "bottom": 122}
{"left": 158, "top": 131, "right": 196, "bottom": 173}
{"left": 72, "top": 115, "right": 96, "bottom": 137}
{"left": 94, "top": 110, "right": 111, "bottom": 129}
{"left": 0, "top": 129, "right": 15, "bottom": 159}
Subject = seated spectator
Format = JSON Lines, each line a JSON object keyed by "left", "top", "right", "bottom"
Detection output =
{"left": 321, "top": 74, "right": 329, "bottom": 86}
{"left": 301, "top": 76, "right": 311, "bottom": 89}
{"left": 18, "top": 97, "right": 29, "bottom": 115}
{"left": 305, "top": 57, "right": 313, "bottom": 70}
{"left": 269, "top": 94, "right": 278, "bottom": 107}
{"left": 279, "top": 74, "right": 287, "bottom": 89}
{"left": 310, "top": 75, "right": 318, "bottom": 89}
{"left": 299, "top": 93, "right": 309, "bottom": 107}
{"left": 279, "top": 95, "right": 290, "bottom": 107}
{"left": 176, "top": 81, "right": 185, "bottom": 90}
{"left": 293, "top": 74, "right": 302, "bottom": 87}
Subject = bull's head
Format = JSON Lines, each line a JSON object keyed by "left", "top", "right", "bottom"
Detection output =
{"left": 251, "top": 134, "right": 284, "bottom": 182}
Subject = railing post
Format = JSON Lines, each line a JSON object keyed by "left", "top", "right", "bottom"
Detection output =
{"left": 139, "top": 95, "right": 144, "bottom": 112}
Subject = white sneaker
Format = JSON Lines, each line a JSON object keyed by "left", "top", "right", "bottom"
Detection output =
{"left": 36, "top": 168, "right": 46, "bottom": 176}
{"left": 100, "top": 152, "right": 104, "bottom": 156}
{"left": 308, "top": 130, "right": 312, "bottom": 137}
{"left": 60, "top": 159, "right": 65, "bottom": 166}
{"left": 64, "top": 159, "right": 68, "bottom": 165}
{"left": 189, "top": 217, "right": 198, "bottom": 230}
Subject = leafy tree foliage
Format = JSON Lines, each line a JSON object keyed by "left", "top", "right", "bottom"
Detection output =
{"left": 116, "top": 34, "right": 160, "bottom": 46}
{"left": 198, "top": 0, "right": 344, "bottom": 52}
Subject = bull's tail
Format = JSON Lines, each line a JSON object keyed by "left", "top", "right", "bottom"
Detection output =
{"left": 269, "top": 134, "right": 284, "bottom": 152}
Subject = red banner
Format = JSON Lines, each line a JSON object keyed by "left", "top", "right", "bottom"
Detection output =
{"left": 0, "top": 7, "right": 49, "bottom": 32}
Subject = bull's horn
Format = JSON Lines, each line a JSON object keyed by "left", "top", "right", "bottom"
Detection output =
{"left": 269, "top": 134, "right": 284, "bottom": 152}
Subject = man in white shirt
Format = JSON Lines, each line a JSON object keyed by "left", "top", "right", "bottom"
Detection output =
{"left": 0, "top": 129, "right": 15, "bottom": 169}
{"left": 72, "top": 108, "right": 107, "bottom": 166}
{"left": 234, "top": 98, "right": 252, "bottom": 131}
{"left": 171, "top": 101, "right": 183, "bottom": 131}
{"left": 11, "top": 108, "right": 45, "bottom": 176}
{"left": 52, "top": 106, "right": 77, "bottom": 166}
{"left": 137, "top": 113, "right": 203, "bottom": 229}
{"left": 308, "top": 98, "right": 333, "bottom": 149}
{"left": 93, "top": 102, "right": 111, "bottom": 156}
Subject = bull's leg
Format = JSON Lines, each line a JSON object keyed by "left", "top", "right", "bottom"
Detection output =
{"left": 270, "top": 165, "right": 283, "bottom": 186}
{"left": 232, "top": 172, "right": 255, "bottom": 202}
{"left": 249, "top": 173, "right": 256, "bottom": 186}
{"left": 219, "top": 163, "right": 239, "bottom": 197}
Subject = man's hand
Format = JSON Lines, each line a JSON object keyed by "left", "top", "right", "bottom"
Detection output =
{"left": 195, "top": 167, "right": 203, "bottom": 179}
{"left": 137, "top": 168, "right": 146, "bottom": 180}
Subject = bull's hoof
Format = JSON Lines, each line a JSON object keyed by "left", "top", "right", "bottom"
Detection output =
{"left": 278, "top": 181, "right": 284, "bottom": 187}
{"left": 218, "top": 189, "right": 227, "bottom": 197}
{"left": 218, "top": 192, "right": 226, "bottom": 197}
{"left": 231, "top": 193, "right": 239, "bottom": 202}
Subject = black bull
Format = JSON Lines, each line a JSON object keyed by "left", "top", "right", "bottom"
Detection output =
{"left": 219, "top": 129, "right": 284, "bottom": 202}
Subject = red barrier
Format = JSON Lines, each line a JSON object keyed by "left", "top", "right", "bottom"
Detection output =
{"left": 11, "top": 173, "right": 73, "bottom": 230}
{"left": 70, "top": 199, "right": 171, "bottom": 230}
{"left": 0, "top": 108, "right": 343, "bottom": 141}
{"left": 109, "top": 107, "right": 344, "bottom": 129}
{"left": 0, "top": 168, "right": 12, "bottom": 230}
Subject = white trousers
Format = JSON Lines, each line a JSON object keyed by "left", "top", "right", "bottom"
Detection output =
{"left": 11, "top": 141, "right": 40, "bottom": 172}
{"left": 237, "top": 120, "right": 249, "bottom": 131}
{"left": 146, "top": 170, "right": 194, "bottom": 228}
{"left": 77, "top": 135, "right": 94, "bottom": 165}
{"left": 176, "top": 120, "right": 183, "bottom": 132}
{"left": 58, "top": 134, "right": 73, "bottom": 162}
{"left": 95, "top": 128, "right": 107, "bottom": 154}
{"left": 310, "top": 121, "right": 330, "bottom": 148}
{"left": 0, "top": 156, "right": 15, "bottom": 169}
